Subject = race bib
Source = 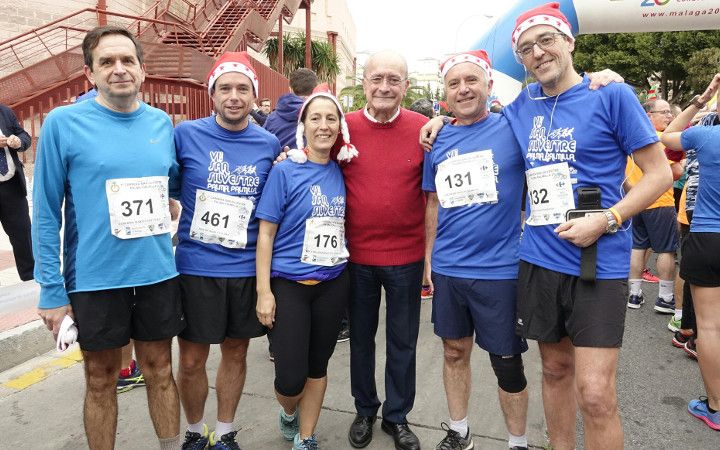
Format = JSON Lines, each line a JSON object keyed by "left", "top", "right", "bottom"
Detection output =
{"left": 435, "top": 150, "right": 497, "bottom": 208}
{"left": 189, "top": 189, "right": 253, "bottom": 248}
{"left": 106, "top": 176, "right": 171, "bottom": 239}
{"left": 301, "top": 217, "right": 349, "bottom": 267}
{"left": 525, "top": 162, "right": 575, "bottom": 226}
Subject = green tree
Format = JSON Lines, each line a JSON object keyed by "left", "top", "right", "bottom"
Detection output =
{"left": 263, "top": 33, "right": 340, "bottom": 84}
{"left": 573, "top": 31, "right": 720, "bottom": 103}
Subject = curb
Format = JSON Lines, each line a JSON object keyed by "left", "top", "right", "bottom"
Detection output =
{"left": 0, "top": 319, "right": 55, "bottom": 372}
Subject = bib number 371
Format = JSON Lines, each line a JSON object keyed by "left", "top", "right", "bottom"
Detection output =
{"left": 106, "top": 176, "right": 171, "bottom": 239}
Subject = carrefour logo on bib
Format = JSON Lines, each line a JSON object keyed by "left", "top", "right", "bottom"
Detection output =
{"left": 641, "top": 0, "right": 671, "bottom": 6}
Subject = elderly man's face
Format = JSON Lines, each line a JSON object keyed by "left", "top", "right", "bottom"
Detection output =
{"left": 362, "top": 56, "right": 409, "bottom": 119}
{"left": 647, "top": 100, "right": 673, "bottom": 131}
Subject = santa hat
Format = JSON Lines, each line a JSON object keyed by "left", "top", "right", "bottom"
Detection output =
{"left": 287, "top": 83, "right": 358, "bottom": 164}
{"left": 511, "top": 2, "right": 574, "bottom": 62}
{"left": 440, "top": 50, "right": 492, "bottom": 81}
{"left": 207, "top": 51, "right": 258, "bottom": 96}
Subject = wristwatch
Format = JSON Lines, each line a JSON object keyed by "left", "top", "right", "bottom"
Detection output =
{"left": 603, "top": 210, "right": 619, "bottom": 234}
{"left": 690, "top": 95, "right": 705, "bottom": 109}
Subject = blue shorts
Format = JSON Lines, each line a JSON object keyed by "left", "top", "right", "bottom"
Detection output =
{"left": 632, "top": 206, "right": 679, "bottom": 253}
{"left": 431, "top": 273, "right": 528, "bottom": 356}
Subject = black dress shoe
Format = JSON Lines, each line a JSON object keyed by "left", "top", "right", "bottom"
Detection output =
{"left": 381, "top": 420, "right": 421, "bottom": 450}
{"left": 348, "top": 414, "right": 376, "bottom": 448}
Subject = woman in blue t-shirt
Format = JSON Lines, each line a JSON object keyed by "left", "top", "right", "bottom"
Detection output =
{"left": 662, "top": 73, "right": 720, "bottom": 431}
{"left": 255, "top": 85, "right": 357, "bottom": 449}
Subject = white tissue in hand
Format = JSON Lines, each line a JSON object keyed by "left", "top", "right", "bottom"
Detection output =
{"left": 56, "top": 315, "right": 78, "bottom": 352}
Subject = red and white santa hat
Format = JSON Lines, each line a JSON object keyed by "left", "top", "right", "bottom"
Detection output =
{"left": 511, "top": 2, "right": 574, "bottom": 62}
{"left": 207, "top": 51, "right": 259, "bottom": 96}
{"left": 440, "top": 49, "right": 493, "bottom": 81}
{"left": 288, "top": 83, "right": 358, "bottom": 164}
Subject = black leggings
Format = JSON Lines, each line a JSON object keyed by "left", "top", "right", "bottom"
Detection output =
{"left": 271, "top": 270, "right": 349, "bottom": 397}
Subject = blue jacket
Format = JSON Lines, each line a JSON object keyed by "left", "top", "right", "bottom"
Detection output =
{"left": 263, "top": 92, "right": 304, "bottom": 148}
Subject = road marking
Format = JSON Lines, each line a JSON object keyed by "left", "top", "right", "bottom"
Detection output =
{"left": 2, "top": 348, "right": 82, "bottom": 390}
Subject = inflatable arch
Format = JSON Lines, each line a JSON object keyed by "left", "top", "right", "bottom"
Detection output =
{"left": 474, "top": 0, "right": 720, "bottom": 105}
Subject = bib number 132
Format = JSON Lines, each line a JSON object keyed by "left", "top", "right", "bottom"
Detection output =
{"left": 529, "top": 188, "right": 549, "bottom": 205}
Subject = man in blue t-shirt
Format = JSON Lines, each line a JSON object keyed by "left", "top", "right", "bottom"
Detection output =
{"left": 33, "top": 26, "right": 184, "bottom": 450}
{"left": 503, "top": 4, "right": 670, "bottom": 450}
{"left": 174, "top": 51, "right": 281, "bottom": 450}
{"left": 423, "top": 50, "right": 530, "bottom": 450}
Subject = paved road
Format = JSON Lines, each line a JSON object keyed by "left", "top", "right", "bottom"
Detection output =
{"left": 0, "top": 279, "right": 716, "bottom": 449}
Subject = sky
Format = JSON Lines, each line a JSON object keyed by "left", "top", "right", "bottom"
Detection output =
{"left": 345, "top": 0, "right": 518, "bottom": 71}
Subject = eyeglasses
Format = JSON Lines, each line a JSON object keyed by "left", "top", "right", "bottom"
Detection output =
{"left": 365, "top": 75, "right": 406, "bottom": 86}
{"left": 648, "top": 110, "right": 673, "bottom": 115}
{"left": 515, "top": 32, "right": 565, "bottom": 58}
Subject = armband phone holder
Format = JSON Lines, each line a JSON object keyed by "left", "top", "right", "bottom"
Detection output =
{"left": 576, "top": 187, "right": 601, "bottom": 282}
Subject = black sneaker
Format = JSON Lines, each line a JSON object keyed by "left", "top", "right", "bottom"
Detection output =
{"left": 209, "top": 430, "right": 241, "bottom": 450}
{"left": 337, "top": 326, "right": 350, "bottom": 343}
{"left": 182, "top": 424, "right": 209, "bottom": 450}
{"left": 435, "top": 422, "right": 473, "bottom": 450}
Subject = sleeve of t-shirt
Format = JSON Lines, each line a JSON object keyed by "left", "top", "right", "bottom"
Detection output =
{"left": 255, "top": 163, "right": 289, "bottom": 224}
{"left": 608, "top": 84, "right": 659, "bottom": 155}
{"left": 422, "top": 150, "right": 436, "bottom": 192}
{"left": 680, "top": 126, "right": 708, "bottom": 152}
{"left": 167, "top": 122, "right": 181, "bottom": 199}
{"left": 31, "top": 110, "right": 71, "bottom": 308}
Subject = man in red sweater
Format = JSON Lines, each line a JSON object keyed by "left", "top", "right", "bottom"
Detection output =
{"left": 344, "top": 50, "right": 428, "bottom": 450}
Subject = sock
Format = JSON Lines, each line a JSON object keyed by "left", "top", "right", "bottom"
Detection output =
{"left": 629, "top": 279, "right": 642, "bottom": 296}
{"left": 281, "top": 408, "right": 297, "bottom": 421}
{"left": 659, "top": 280, "right": 674, "bottom": 300}
{"left": 674, "top": 309, "right": 682, "bottom": 321}
{"left": 119, "top": 359, "right": 135, "bottom": 378}
{"left": 214, "top": 421, "right": 233, "bottom": 438}
{"left": 508, "top": 432, "right": 528, "bottom": 448}
{"left": 158, "top": 434, "right": 180, "bottom": 450}
{"left": 187, "top": 421, "right": 204, "bottom": 434}
{"left": 449, "top": 416, "right": 468, "bottom": 438}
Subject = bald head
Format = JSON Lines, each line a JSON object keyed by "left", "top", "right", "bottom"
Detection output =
{"left": 363, "top": 50, "right": 408, "bottom": 79}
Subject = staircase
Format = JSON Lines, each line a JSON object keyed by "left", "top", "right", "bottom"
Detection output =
{"left": 0, "top": 0, "right": 306, "bottom": 162}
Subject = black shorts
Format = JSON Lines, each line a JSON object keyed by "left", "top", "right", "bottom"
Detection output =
{"left": 69, "top": 277, "right": 184, "bottom": 351}
{"left": 632, "top": 206, "right": 679, "bottom": 253}
{"left": 516, "top": 261, "right": 628, "bottom": 347}
{"left": 680, "top": 232, "right": 720, "bottom": 287}
{"left": 179, "top": 274, "right": 266, "bottom": 343}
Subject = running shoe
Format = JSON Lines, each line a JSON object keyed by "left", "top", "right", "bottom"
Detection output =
{"left": 421, "top": 285, "right": 433, "bottom": 300}
{"left": 668, "top": 316, "right": 682, "bottom": 332}
{"left": 209, "top": 431, "right": 241, "bottom": 450}
{"left": 672, "top": 331, "right": 692, "bottom": 348}
{"left": 279, "top": 408, "right": 300, "bottom": 441}
{"left": 627, "top": 293, "right": 644, "bottom": 309}
{"left": 684, "top": 337, "right": 698, "bottom": 360}
{"left": 182, "top": 424, "right": 210, "bottom": 450}
{"left": 435, "top": 422, "right": 473, "bottom": 450}
{"left": 292, "top": 433, "right": 319, "bottom": 450}
{"left": 116, "top": 361, "right": 146, "bottom": 393}
{"left": 642, "top": 268, "right": 660, "bottom": 283}
{"left": 654, "top": 296, "right": 675, "bottom": 314}
{"left": 688, "top": 397, "right": 720, "bottom": 431}
{"left": 337, "top": 325, "right": 350, "bottom": 343}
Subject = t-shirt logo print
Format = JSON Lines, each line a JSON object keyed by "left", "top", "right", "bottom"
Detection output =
{"left": 527, "top": 116, "right": 577, "bottom": 164}
{"left": 206, "top": 150, "right": 260, "bottom": 195}
{"left": 310, "top": 185, "right": 345, "bottom": 217}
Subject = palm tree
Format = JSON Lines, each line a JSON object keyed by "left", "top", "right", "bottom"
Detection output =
{"left": 263, "top": 33, "right": 340, "bottom": 84}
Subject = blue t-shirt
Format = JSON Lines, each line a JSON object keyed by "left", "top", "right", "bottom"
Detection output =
{"left": 503, "top": 75, "right": 658, "bottom": 279}
{"left": 422, "top": 113, "right": 524, "bottom": 279}
{"left": 256, "top": 159, "right": 347, "bottom": 281}
{"left": 681, "top": 124, "right": 720, "bottom": 232}
{"left": 174, "top": 117, "right": 281, "bottom": 277}
{"left": 32, "top": 100, "right": 179, "bottom": 308}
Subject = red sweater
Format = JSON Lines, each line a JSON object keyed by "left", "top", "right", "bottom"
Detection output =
{"left": 340, "top": 108, "right": 428, "bottom": 265}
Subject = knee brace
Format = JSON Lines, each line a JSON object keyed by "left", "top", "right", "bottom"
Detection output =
{"left": 489, "top": 353, "right": 527, "bottom": 394}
